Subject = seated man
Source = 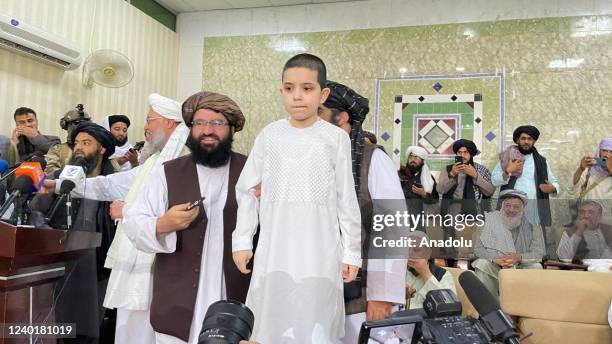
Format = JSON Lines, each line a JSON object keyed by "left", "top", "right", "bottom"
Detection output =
{"left": 405, "top": 231, "right": 456, "bottom": 309}
{"left": 472, "top": 189, "right": 545, "bottom": 297}
{"left": 12, "top": 107, "right": 60, "bottom": 161}
{"left": 557, "top": 200, "right": 612, "bottom": 260}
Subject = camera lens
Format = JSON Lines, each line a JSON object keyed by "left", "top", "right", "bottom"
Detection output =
{"left": 198, "top": 300, "right": 254, "bottom": 344}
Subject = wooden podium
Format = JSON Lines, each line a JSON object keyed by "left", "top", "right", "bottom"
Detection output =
{"left": 0, "top": 221, "right": 101, "bottom": 344}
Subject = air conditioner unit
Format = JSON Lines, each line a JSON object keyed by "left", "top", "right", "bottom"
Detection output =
{"left": 0, "top": 14, "right": 82, "bottom": 70}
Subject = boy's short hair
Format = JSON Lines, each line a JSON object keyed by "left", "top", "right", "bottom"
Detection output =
{"left": 282, "top": 53, "right": 327, "bottom": 89}
{"left": 14, "top": 107, "right": 37, "bottom": 119}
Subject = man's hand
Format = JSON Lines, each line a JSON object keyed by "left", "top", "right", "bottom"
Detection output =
{"left": 239, "top": 341, "right": 260, "bottom": 344}
{"left": 254, "top": 183, "right": 261, "bottom": 199}
{"left": 449, "top": 162, "right": 461, "bottom": 177}
{"left": 109, "top": 200, "right": 125, "bottom": 220}
{"left": 461, "top": 164, "right": 478, "bottom": 179}
{"left": 342, "top": 264, "right": 359, "bottom": 282}
{"left": 17, "top": 126, "right": 39, "bottom": 140}
{"left": 38, "top": 179, "right": 57, "bottom": 194}
{"left": 502, "top": 253, "right": 522, "bottom": 267}
{"left": 366, "top": 300, "right": 393, "bottom": 321}
{"left": 492, "top": 257, "right": 506, "bottom": 267}
{"left": 538, "top": 180, "right": 556, "bottom": 194}
{"left": 573, "top": 219, "right": 589, "bottom": 236}
{"left": 505, "top": 158, "right": 524, "bottom": 176}
{"left": 411, "top": 185, "right": 426, "bottom": 198}
{"left": 11, "top": 128, "right": 20, "bottom": 144}
{"left": 233, "top": 250, "right": 253, "bottom": 274}
{"left": 579, "top": 156, "right": 596, "bottom": 170}
{"left": 156, "top": 203, "right": 199, "bottom": 234}
{"left": 124, "top": 149, "right": 139, "bottom": 167}
{"left": 408, "top": 258, "right": 432, "bottom": 280}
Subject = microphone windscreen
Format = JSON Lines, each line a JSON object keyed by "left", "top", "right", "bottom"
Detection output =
{"left": 458, "top": 270, "right": 499, "bottom": 315}
{"left": 59, "top": 180, "right": 76, "bottom": 194}
{"left": 0, "top": 159, "right": 8, "bottom": 174}
{"left": 15, "top": 162, "right": 46, "bottom": 191}
{"left": 13, "top": 175, "right": 35, "bottom": 195}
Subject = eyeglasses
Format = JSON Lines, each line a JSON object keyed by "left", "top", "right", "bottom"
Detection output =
{"left": 145, "top": 117, "right": 163, "bottom": 124}
{"left": 191, "top": 119, "right": 229, "bottom": 128}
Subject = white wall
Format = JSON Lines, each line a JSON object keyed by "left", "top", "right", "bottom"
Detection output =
{"left": 176, "top": 0, "right": 612, "bottom": 101}
{"left": 0, "top": 0, "right": 179, "bottom": 141}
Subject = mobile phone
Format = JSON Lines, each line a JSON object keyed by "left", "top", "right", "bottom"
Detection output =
{"left": 413, "top": 182, "right": 422, "bottom": 189}
{"left": 186, "top": 196, "right": 205, "bottom": 210}
{"left": 454, "top": 156, "right": 463, "bottom": 164}
{"left": 129, "top": 147, "right": 136, "bottom": 153}
{"left": 594, "top": 157, "right": 607, "bottom": 168}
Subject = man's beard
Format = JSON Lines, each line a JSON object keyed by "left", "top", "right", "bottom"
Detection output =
{"left": 69, "top": 151, "right": 99, "bottom": 174}
{"left": 408, "top": 163, "right": 423, "bottom": 174}
{"left": 518, "top": 144, "right": 534, "bottom": 155}
{"left": 186, "top": 131, "right": 233, "bottom": 168}
{"left": 115, "top": 136, "right": 128, "bottom": 146}
{"left": 501, "top": 211, "right": 523, "bottom": 230}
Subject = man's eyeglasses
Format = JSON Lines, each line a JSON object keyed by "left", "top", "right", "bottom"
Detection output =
{"left": 191, "top": 119, "right": 229, "bottom": 128}
{"left": 145, "top": 117, "right": 163, "bottom": 124}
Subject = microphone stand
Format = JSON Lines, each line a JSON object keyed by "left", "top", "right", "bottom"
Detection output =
{"left": 65, "top": 193, "right": 72, "bottom": 230}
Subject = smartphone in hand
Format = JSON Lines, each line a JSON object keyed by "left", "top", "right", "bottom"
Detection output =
{"left": 454, "top": 156, "right": 463, "bottom": 164}
{"left": 186, "top": 196, "right": 205, "bottom": 210}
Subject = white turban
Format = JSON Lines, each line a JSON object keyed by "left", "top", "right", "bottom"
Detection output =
{"left": 405, "top": 146, "right": 435, "bottom": 193}
{"left": 148, "top": 93, "right": 182, "bottom": 122}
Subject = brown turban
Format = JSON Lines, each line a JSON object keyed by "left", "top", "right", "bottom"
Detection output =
{"left": 182, "top": 91, "right": 245, "bottom": 132}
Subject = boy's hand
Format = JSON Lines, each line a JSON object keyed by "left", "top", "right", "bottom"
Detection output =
{"left": 342, "top": 264, "right": 359, "bottom": 282}
{"left": 233, "top": 250, "right": 253, "bottom": 274}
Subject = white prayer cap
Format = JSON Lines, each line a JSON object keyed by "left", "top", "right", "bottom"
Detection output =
{"left": 499, "top": 189, "right": 527, "bottom": 204}
{"left": 148, "top": 93, "right": 182, "bottom": 122}
{"left": 406, "top": 146, "right": 428, "bottom": 160}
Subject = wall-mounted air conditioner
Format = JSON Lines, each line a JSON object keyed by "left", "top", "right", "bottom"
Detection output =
{"left": 0, "top": 14, "right": 82, "bottom": 70}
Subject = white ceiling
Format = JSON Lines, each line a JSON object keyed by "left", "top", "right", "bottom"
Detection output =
{"left": 154, "top": 0, "right": 363, "bottom": 13}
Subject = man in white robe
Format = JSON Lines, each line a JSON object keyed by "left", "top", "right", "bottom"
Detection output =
{"left": 319, "top": 81, "right": 407, "bottom": 344}
{"left": 123, "top": 91, "right": 252, "bottom": 344}
{"left": 44, "top": 93, "right": 187, "bottom": 344}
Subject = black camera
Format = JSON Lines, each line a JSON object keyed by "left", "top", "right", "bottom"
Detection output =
{"left": 198, "top": 300, "right": 254, "bottom": 344}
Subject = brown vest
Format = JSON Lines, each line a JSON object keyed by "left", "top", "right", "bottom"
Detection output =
{"left": 150, "top": 153, "right": 253, "bottom": 341}
{"left": 345, "top": 142, "right": 377, "bottom": 315}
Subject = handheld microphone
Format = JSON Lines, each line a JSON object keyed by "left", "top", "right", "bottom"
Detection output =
{"left": 0, "top": 156, "right": 47, "bottom": 184}
{"left": 458, "top": 271, "right": 521, "bottom": 344}
{"left": 57, "top": 165, "right": 87, "bottom": 196}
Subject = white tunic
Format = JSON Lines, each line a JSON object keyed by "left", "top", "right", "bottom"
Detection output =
{"left": 342, "top": 148, "right": 408, "bottom": 344}
{"left": 123, "top": 162, "right": 230, "bottom": 344}
{"left": 232, "top": 118, "right": 362, "bottom": 343}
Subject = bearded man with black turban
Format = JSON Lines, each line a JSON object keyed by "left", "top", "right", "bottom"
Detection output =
{"left": 29, "top": 122, "right": 118, "bottom": 343}
{"left": 318, "top": 81, "right": 408, "bottom": 344}
{"left": 121, "top": 91, "right": 254, "bottom": 344}
{"left": 492, "top": 125, "right": 559, "bottom": 240}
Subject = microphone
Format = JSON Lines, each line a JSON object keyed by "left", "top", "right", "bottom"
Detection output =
{"left": 57, "top": 165, "right": 87, "bottom": 196}
{"left": 0, "top": 159, "right": 8, "bottom": 174}
{"left": 0, "top": 174, "right": 38, "bottom": 219}
{"left": 458, "top": 271, "right": 521, "bottom": 344}
{"left": 14, "top": 162, "right": 46, "bottom": 191}
{"left": 45, "top": 180, "right": 76, "bottom": 224}
{"left": 0, "top": 156, "right": 47, "bottom": 184}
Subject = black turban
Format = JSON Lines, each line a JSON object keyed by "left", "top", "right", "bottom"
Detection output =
{"left": 452, "top": 139, "right": 480, "bottom": 156}
{"left": 324, "top": 81, "right": 370, "bottom": 194}
{"left": 69, "top": 122, "right": 116, "bottom": 158}
{"left": 108, "top": 114, "right": 131, "bottom": 128}
{"left": 513, "top": 125, "right": 540, "bottom": 143}
{"left": 324, "top": 81, "right": 369, "bottom": 125}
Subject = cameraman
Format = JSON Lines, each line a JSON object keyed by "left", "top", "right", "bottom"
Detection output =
{"left": 405, "top": 231, "right": 456, "bottom": 309}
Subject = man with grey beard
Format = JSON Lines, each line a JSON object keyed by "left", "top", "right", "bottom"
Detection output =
{"left": 472, "top": 189, "right": 545, "bottom": 298}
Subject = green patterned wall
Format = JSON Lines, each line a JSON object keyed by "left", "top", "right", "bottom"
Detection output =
{"left": 202, "top": 15, "right": 612, "bottom": 198}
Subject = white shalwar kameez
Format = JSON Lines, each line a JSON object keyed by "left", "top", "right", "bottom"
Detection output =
{"left": 233, "top": 118, "right": 362, "bottom": 343}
